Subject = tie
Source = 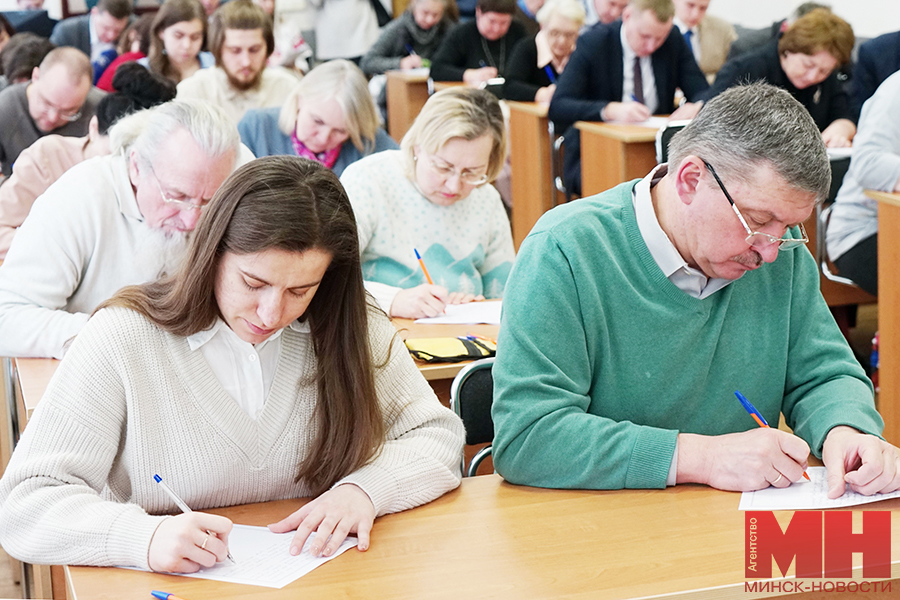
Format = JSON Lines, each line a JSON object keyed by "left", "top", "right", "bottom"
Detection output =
{"left": 684, "top": 29, "right": 694, "bottom": 54}
{"left": 633, "top": 56, "right": 644, "bottom": 105}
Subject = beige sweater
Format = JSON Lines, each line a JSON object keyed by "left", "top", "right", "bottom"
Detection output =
{"left": 0, "top": 306, "right": 464, "bottom": 568}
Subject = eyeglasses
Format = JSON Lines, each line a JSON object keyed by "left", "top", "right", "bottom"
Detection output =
{"left": 148, "top": 164, "right": 207, "bottom": 211}
{"left": 34, "top": 87, "right": 82, "bottom": 122}
{"left": 421, "top": 153, "right": 489, "bottom": 185}
{"left": 702, "top": 160, "right": 809, "bottom": 251}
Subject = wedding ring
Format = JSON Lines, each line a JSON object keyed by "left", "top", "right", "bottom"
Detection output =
{"left": 200, "top": 532, "right": 210, "bottom": 550}
{"left": 772, "top": 473, "right": 784, "bottom": 485}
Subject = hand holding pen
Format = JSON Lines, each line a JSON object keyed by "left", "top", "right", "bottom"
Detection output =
{"left": 735, "top": 391, "right": 811, "bottom": 483}
{"left": 146, "top": 474, "right": 235, "bottom": 573}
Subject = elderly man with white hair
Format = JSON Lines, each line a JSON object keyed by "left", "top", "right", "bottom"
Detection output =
{"left": 0, "top": 99, "right": 241, "bottom": 358}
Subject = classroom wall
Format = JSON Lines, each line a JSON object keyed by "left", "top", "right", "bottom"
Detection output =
{"left": 1, "top": 0, "right": 898, "bottom": 41}
{"left": 709, "top": 0, "right": 899, "bottom": 39}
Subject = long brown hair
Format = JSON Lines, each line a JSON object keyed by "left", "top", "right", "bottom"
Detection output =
{"left": 148, "top": 0, "right": 208, "bottom": 84}
{"left": 99, "top": 156, "right": 384, "bottom": 495}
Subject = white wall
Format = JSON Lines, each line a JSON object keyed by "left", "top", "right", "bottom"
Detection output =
{"left": 708, "top": 0, "right": 900, "bottom": 40}
{"left": 3, "top": 0, "right": 898, "bottom": 40}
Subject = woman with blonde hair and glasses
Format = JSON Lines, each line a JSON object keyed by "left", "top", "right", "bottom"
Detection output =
{"left": 340, "top": 87, "right": 515, "bottom": 319}
{"left": 238, "top": 59, "right": 397, "bottom": 176}
{"left": 0, "top": 156, "right": 464, "bottom": 571}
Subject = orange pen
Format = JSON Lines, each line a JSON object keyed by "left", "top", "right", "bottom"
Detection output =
{"left": 414, "top": 248, "right": 434, "bottom": 285}
{"left": 735, "top": 391, "right": 810, "bottom": 481}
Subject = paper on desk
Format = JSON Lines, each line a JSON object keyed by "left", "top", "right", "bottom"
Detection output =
{"left": 164, "top": 524, "right": 357, "bottom": 588}
{"left": 739, "top": 467, "right": 900, "bottom": 511}
{"left": 827, "top": 147, "right": 854, "bottom": 160}
{"left": 608, "top": 116, "right": 670, "bottom": 128}
{"left": 414, "top": 301, "right": 502, "bottom": 325}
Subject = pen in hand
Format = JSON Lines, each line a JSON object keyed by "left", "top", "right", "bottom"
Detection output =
{"left": 153, "top": 474, "right": 236, "bottom": 564}
{"left": 734, "top": 391, "right": 811, "bottom": 482}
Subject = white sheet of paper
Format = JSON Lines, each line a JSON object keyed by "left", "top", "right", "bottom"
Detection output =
{"left": 414, "top": 301, "right": 502, "bottom": 325}
{"left": 608, "top": 116, "right": 670, "bottom": 128}
{"left": 827, "top": 147, "right": 854, "bottom": 160}
{"left": 739, "top": 466, "right": 900, "bottom": 511}
{"left": 152, "top": 524, "right": 357, "bottom": 588}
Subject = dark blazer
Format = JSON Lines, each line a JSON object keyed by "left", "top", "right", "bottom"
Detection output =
{"left": 548, "top": 21, "right": 708, "bottom": 195}
{"left": 852, "top": 31, "right": 900, "bottom": 119}
{"left": 503, "top": 36, "right": 558, "bottom": 102}
{"left": 50, "top": 15, "right": 91, "bottom": 56}
{"left": 704, "top": 39, "right": 853, "bottom": 132}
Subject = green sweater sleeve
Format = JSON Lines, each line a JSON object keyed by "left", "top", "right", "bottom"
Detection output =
{"left": 780, "top": 248, "right": 882, "bottom": 455}
{"left": 491, "top": 229, "right": 677, "bottom": 489}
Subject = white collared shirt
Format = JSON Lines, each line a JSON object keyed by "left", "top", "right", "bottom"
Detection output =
{"left": 88, "top": 17, "right": 115, "bottom": 63}
{"left": 674, "top": 17, "right": 701, "bottom": 65}
{"left": 620, "top": 24, "right": 658, "bottom": 114}
{"left": 632, "top": 164, "right": 732, "bottom": 299}
{"left": 187, "top": 318, "right": 309, "bottom": 420}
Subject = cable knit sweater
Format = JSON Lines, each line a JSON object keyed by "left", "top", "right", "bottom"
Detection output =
{"left": 0, "top": 306, "right": 464, "bottom": 569}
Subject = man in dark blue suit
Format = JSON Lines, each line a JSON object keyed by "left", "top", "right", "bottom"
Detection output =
{"left": 852, "top": 30, "right": 900, "bottom": 119}
{"left": 49, "top": 0, "right": 131, "bottom": 59}
{"left": 549, "top": 0, "right": 708, "bottom": 195}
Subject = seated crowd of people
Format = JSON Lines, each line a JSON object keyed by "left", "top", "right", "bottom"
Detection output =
{"left": 0, "top": 0, "right": 899, "bottom": 576}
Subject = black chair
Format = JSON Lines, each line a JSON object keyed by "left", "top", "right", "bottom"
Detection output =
{"left": 449, "top": 357, "right": 494, "bottom": 477}
{"left": 654, "top": 120, "right": 691, "bottom": 163}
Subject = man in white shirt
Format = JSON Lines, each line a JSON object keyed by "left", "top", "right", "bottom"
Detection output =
{"left": 177, "top": 0, "right": 300, "bottom": 125}
{"left": 50, "top": 0, "right": 132, "bottom": 63}
{"left": 582, "top": 0, "right": 628, "bottom": 26}
{"left": 671, "top": 0, "right": 735, "bottom": 82}
{"left": 0, "top": 100, "right": 241, "bottom": 359}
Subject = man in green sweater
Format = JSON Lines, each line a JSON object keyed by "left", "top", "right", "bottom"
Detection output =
{"left": 492, "top": 82, "right": 900, "bottom": 498}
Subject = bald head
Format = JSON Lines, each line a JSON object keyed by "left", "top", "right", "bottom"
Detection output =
{"left": 28, "top": 48, "right": 93, "bottom": 133}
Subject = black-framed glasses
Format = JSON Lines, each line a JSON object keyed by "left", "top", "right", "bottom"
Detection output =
{"left": 702, "top": 160, "right": 809, "bottom": 251}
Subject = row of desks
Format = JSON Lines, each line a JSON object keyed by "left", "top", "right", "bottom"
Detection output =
{"left": 10, "top": 357, "right": 900, "bottom": 600}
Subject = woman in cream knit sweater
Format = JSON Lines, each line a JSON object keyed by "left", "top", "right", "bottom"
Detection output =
{"left": 0, "top": 156, "right": 464, "bottom": 573}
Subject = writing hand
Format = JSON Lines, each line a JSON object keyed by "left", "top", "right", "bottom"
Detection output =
{"left": 602, "top": 101, "right": 652, "bottom": 123}
{"left": 390, "top": 284, "right": 449, "bottom": 318}
{"left": 676, "top": 429, "right": 809, "bottom": 491}
{"left": 268, "top": 484, "right": 375, "bottom": 557}
{"left": 148, "top": 512, "right": 233, "bottom": 573}
{"left": 822, "top": 425, "right": 900, "bottom": 498}
{"left": 463, "top": 67, "right": 498, "bottom": 86}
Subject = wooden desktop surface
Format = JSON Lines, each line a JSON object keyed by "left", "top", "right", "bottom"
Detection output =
{"left": 385, "top": 70, "right": 430, "bottom": 142}
{"left": 392, "top": 315, "right": 499, "bottom": 382}
{"left": 576, "top": 121, "right": 659, "bottom": 196}
{"left": 865, "top": 190, "right": 900, "bottom": 446}
{"left": 65, "top": 474, "right": 900, "bottom": 600}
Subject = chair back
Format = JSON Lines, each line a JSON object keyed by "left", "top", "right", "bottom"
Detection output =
{"left": 655, "top": 120, "right": 691, "bottom": 164}
{"left": 449, "top": 357, "right": 495, "bottom": 476}
{"left": 817, "top": 156, "right": 862, "bottom": 286}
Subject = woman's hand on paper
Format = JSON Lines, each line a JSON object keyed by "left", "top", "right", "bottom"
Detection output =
{"left": 148, "top": 512, "right": 233, "bottom": 573}
{"left": 447, "top": 292, "right": 484, "bottom": 305}
{"left": 822, "top": 425, "right": 900, "bottom": 498}
{"left": 390, "top": 284, "right": 449, "bottom": 318}
{"left": 269, "top": 484, "right": 376, "bottom": 557}
{"left": 676, "top": 429, "right": 809, "bottom": 491}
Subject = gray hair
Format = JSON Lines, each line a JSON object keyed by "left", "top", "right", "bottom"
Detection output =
{"left": 536, "top": 0, "right": 586, "bottom": 25}
{"left": 116, "top": 99, "right": 240, "bottom": 168}
{"left": 667, "top": 83, "right": 830, "bottom": 202}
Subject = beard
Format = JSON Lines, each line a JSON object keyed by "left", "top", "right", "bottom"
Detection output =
{"left": 138, "top": 226, "right": 192, "bottom": 279}
{"left": 224, "top": 66, "right": 264, "bottom": 92}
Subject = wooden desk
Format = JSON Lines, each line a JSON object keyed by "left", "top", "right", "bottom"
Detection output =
{"left": 576, "top": 121, "right": 659, "bottom": 196}
{"left": 66, "top": 474, "right": 900, "bottom": 600}
{"left": 866, "top": 190, "right": 900, "bottom": 446}
{"left": 507, "top": 101, "right": 558, "bottom": 250}
{"left": 385, "top": 70, "right": 430, "bottom": 142}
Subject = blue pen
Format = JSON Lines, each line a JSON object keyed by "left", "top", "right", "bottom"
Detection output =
{"left": 479, "top": 60, "right": 487, "bottom": 68}
{"left": 405, "top": 44, "right": 417, "bottom": 56}
{"left": 543, "top": 65, "right": 557, "bottom": 84}
{"left": 151, "top": 592, "right": 188, "bottom": 600}
{"left": 153, "top": 474, "right": 237, "bottom": 563}
{"left": 734, "top": 391, "right": 810, "bottom": 481}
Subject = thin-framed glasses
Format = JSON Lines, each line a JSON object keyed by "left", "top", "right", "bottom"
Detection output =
{"left": 422, "top": 153, "right": 489, "bottom": 185}
{"left": 35, "top": 88, "right": 82, "bottom": 122}
{"left": 148, "top": 164, "right": 206, "bottom": 211}
{"left": 702, "top": 160, "right": 809, "bottom": 251}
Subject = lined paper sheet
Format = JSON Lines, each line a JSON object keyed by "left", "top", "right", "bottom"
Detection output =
{"left": 159, "top": 524, "right": 357, "bottom": 588}
{"left": 739, "top": 467, "right": 900, "bottom": 510}
{"left": 414, "top": 301, "right": 502, "bottom": 325}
